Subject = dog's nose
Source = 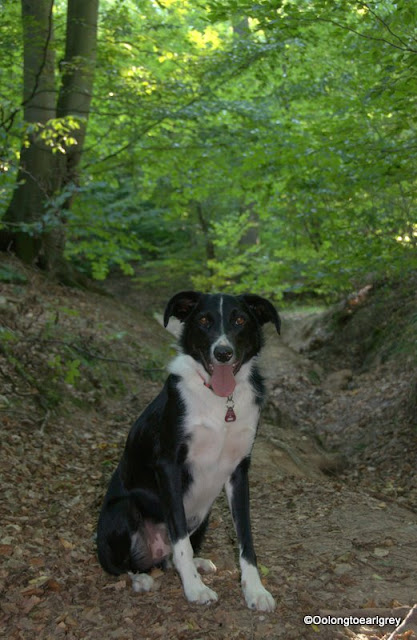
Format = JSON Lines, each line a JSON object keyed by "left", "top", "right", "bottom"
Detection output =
{"left": 213, "top": 345, "right": 234, "bottom": 363}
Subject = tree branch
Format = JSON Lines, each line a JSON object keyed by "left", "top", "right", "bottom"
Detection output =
{"left": 359, "top": 1, "right": 413, "bottom": 50}
{"left": 311, "top": 16, "right": 417, "bottom": 53}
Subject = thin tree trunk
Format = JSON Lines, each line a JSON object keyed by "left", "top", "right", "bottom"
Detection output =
{"left": 232, "top": 17, "right": 250, "bottom": 38}
{"left": 239, "top": 202, "right": 259, "bottom": 247}
{"left": 196, "top": 203, "right": 216, "bottom": 267}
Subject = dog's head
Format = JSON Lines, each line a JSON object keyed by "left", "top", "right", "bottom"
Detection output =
{"left": 164, "top": 291, "right": 280, "bottom": 396}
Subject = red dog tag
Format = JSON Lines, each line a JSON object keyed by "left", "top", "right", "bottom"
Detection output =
{"left": 225, "top": 406, "right": 236, "bottom": 422}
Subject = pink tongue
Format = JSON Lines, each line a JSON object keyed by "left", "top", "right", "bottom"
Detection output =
{"left": 210, "top": 364, "right": 236, "bottom": 397}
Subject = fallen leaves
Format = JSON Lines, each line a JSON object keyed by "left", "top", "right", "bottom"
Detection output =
{"left": 2, "top": 267, "right": 417, "bottom": 640}
{"left": 21, "top": 595, "right": 41, "bottom": 614}
{"left": 59, "top": 538, "right": 75, "bottom": 551}
{"left": 0, "top": 544, "right": 14, "bottom": 556}
{"left": 103, "top": 580, "right": 127, "bottom": 591}
{"left": 21, "top": 576, "right": 62, "bottom": 597}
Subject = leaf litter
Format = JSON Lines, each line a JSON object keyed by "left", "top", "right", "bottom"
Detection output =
{"left": 1, "top": 260, "right": 417, "bottom": 639}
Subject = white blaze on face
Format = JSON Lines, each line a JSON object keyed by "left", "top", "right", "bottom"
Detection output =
{"left": 219, "top": 294, "right": 224, "bottom": 333}
{"left": 211, "top": 295, "right": 233, "bottom": 358}
{"left": 209, "top": 295, "right": 236, "bottom": 397}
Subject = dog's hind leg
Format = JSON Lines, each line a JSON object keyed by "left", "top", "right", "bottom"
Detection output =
{"left": 129, "top": 520, "right": 172, "bottom": 592}
{"left": 129, "top": 571, "right": 155, "bottom": 593}
{"left": 127, "top": 527, "right": 158, "bottom": 593}
{"left": 97, "top": 489, "right": 155, "bottom": 578}
{"left": 190, "top": 514, "right": 217, "bottom": 575}
{"left": 193, "top": 557, "right": 216, "bottom": 574}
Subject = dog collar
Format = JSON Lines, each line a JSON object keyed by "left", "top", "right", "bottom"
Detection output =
{"left": 197, "top": 371, "right": 236, "bottom": 422}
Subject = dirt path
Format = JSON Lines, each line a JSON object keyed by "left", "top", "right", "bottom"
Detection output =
{"left": 251, "top": 320, "right": 417, "bottom": 638}
{"left": 1, "top": 276, "right": 416, "bottom": 640}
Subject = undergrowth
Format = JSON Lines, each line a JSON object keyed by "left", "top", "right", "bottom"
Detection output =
{"left": 0, "top": 258, "right": 170, "bottom": 428}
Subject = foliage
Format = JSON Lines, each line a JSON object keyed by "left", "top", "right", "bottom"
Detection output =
{"left": 1, "top": 0, "right": 417, "bottom": 297}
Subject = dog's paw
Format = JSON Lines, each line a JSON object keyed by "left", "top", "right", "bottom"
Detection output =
{"left": 129, "top": 572, "right": 155, "bottom": 593}
{"left": 185, "top": 581, "right": 218, "bottom": 605}
{"left": 193, "top": 557, "right": 217, "bottom": 574}
{"left": 244, "top": 584, "right": 275, "bottom": 612}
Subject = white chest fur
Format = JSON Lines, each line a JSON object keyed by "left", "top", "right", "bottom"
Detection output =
{"left": 169, "top": 355, "right": 260, "bottom": 530}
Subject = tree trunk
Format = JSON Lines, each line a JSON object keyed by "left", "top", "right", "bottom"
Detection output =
{"left": 56, "top": 0, "right": 98, "bottom": 187}
{"left": 232, "top": 17, "right": 250, "bottom": 38}
{"left": 1, "top": 0, "right": 57, "bottom": 264}
{"left": 0, "top": 0, "right": 99, "bottom": 278}
{"left": 44, "top": 0, "right": 99, "bottom": 276}
{"left": 196, "top": 203, "right": 216, "bottom": 268}
{"left": 239, "top": 202, "right": 260, "bottom": 247}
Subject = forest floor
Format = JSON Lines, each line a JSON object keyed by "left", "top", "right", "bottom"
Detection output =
{"left": 1, "top": 256, "right": 417, "bottom": 640}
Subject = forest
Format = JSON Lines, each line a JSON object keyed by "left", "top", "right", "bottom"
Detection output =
{"left": 1, "top": 2, "right": 417, "bottom": 640}
{"left": 1, "top": 0, "right": 416, "bottom": 296}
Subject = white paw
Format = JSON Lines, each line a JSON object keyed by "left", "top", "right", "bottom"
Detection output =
{"left": 129, "top": 572, "right": 154, "bottom": 593}
{"left": 193, "top": 557, "right": 217, "bottom": 574}
{"left": 185, "top": 581, "right": 218, "bottom": 605}
{"left": 244, "top": 584, "right": 275, "bottom": 612}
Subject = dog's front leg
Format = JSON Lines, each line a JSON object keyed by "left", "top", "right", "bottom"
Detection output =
{"left": 156, "top": 459, "right": 218, "bottom": 605}
{"left": 226, "top": 458, "right": 276, "bottom": 612}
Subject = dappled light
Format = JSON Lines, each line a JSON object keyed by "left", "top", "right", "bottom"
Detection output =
{"left": 1, "top": 0, "right": 416, "bottom": 294}
{"left": 1, "top": 2, "right": 417, "bottom": 639}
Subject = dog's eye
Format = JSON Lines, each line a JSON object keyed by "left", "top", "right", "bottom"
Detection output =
{"left": 234, "top": 316, "right": 246, "bottom": 327}
{"left": 198, "top": 315, "right": 211, "bottom": 327}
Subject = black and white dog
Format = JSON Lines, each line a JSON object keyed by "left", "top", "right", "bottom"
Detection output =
{"left": 97, "top": 291, "right": 280, "bottom": 611}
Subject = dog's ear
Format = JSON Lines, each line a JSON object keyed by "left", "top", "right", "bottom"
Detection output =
{"left": 240, "top": 294, "right": 281, "bottom": 334}
{"left": 164, "top": 291, "right": 202, "bottom": 327}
